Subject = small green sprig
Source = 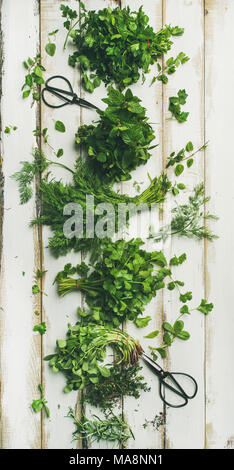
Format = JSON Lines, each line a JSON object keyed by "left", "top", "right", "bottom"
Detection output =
{"left": 166, "top": 141, "right": 208, "bottom": 176}
{"left": 22, "top": 55, "right": 45, "bottom": 104}
{"left": 151, "top": 52, "right": 190, "bottom": 85}
{"left": 33, "top": 322, "right": 46, "bottom": 335}
{"left": 168, "top": 89, "right": 189, "bottom": 123}
{"left": 153, "top": 183, "right": 218, "bottom": 242}
{"left": 67, "top": 408, "right": 134, "bottom": 447}
{"left": 148, "top": 299, "right": 214, "bottom": 361}
{"left": 31, "top": 384, "right": 50, "bottom": 418}
{"left": 45, "top": 29, "right": 59, "bottom": 57}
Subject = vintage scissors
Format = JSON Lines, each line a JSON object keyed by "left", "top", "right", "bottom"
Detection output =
{"left": 41, "top": 75, "right": 100, "bottom": 111}
{"left": 142, "top": 352, "right": 198, "bottom": 408}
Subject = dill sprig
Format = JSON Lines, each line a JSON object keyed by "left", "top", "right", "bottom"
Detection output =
{"left": 153, "top": 183, "right": 218, "bottom": 242}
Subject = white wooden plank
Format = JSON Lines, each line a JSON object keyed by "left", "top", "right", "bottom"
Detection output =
{"left": 40, "top": 0, "right": 82, "bottom": 449}
{"left": 162, "top": 0, "right": 205, "bottom": 449}
{"left": 205, "top": 0, "right": 234, "bottom": 449}
{"left": 0, "top": 0, "right": 41, "bottom": 449}
{"left": 120, "top": 0, "right": 165, "bottom": 450}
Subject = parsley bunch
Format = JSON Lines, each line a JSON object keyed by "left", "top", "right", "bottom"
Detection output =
{"left": 44, "top": 322, "right": 143, "bottom": 392}
{"left": 62, "top": 4, "right": 184, "bottom": 91}
{"left": 75, "top": 86, "right": 156, "bottom": 183}
{"left": 55, "top": 238, "right": 171, "bottom": 327}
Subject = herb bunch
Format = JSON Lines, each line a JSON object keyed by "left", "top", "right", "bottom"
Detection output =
{"left": 32, "top": 159, "right": 171, "bottom": 257}
{"left": 55, "top": 238, "right": 171, "bottom": 327}
{"left": 68, "top": 408, "right": 134, "bottom": 447}
{"left": 75, "top": 86, "right": 156, "bottom": 183}
{"left": 83, "top": 363, "right": 150, "bottom": 411}
{"left": 62, "top": 3, "right": 184, "bottom": 91}
{"left": 44, "top": 322, "right": 143, "bottom": 392}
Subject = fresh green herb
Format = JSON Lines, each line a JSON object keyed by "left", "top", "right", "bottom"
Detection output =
{"left": 75, "top": 86, "right": 156, "bottom": 183}
{"left": 168, "top": 89, "right": 189, "bottom": 123}
{"left": 4, "top": 125, "right": 17, "bottom": 134}
{"left": 55, "top": 238, "right": 171, "bottom": 327}
{"left": 166, "top": 141, "right": 208, "bottom": 176}
{"left": 22, "top": 55, "right": 45, "bottom": 104}
{"left": 31, "top": 159, "right": 171, "bottom": 257}
{"left": 34, "top": 310, "right": 40, "bottom": 316}
{"left": 33, "top": 127, "right": 65, "bottom": 160}
{"left": 44, "top": 322, "right": 143, "bottom": 392}
{"left": 33, "top": 322, "right": 47, "bottom": 335}
{"left": 36, "top": 268, "right": 47, "bottom": 279}
{"left": 32, "top": 284, "right": 47, "bottom": 296}
{"left": 151, "top": 52, "right": 189, "bottom": 85}
{"left": 31, "top": 384, "right": 50, "bottom": 418}
{"left": 62, "top": 4, "right": 185, "bottom": 91}
{"left": 83, "top": 363, "right": 150, "bottom": 411}
{"left": 11, "top": 148, "right": 50, "bottom": 204}
{"left": 55, "top": 120, "right": 66, "bottom": 133}
{"left": 60, "top": 4, "right": 79, "bottom": 50}
{"left": 45, "top": 29, "right": 58, "bottom": 57}
{"left": 67, "top": 408, "right": 134, "bottom": 447}
{"left": 153, "top": 183, "right": 218, "bottom": 242}
{"left": 149, "top": 298, "right": 214, "bottom": 360}
{"left": 12, "top": 147, "right": 73, "bottom": 205}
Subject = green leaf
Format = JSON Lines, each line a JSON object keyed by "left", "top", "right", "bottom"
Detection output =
{"left": 45, "top": 43, "right": 56, "bottom": 57}
{"left": 55, "top": 120, "right": 66, "bottom": 133}
{"left": 197, "top": 299, "right": 214, "bottom": 315}
{"left": 56, "top": 148, "right": 64, "bottom": 158}
{"left": 175, "top": 164, "right": 184, "bottom": 176}
{"left": 186, "top": 141, "right": 194, "bottom": 152}
{"left": 187, "top": 158, "right": 194, "bottom": 168}
{"left": 33, "top": 322, "right": 47, "bottom": 335}
{"left": 57, "top": 339, "right": 67, "bottom": 348}
{"left": 23, "top": 89, "right": 31, "bottom": 99}
{"left": 135, "top": 316, "right": 151, "bottom": 328}
{"left": 162, "top": 322, "right": 174, "bottom": 334}
{"left": 98, "top": 366, "right": 111, "bottom": 378}
{"left": 144, "top": 330, "right": 159, "bottom": 339}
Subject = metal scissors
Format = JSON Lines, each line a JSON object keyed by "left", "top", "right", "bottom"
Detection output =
{"left": 41, "top": 75, "right": 100, "bottom": 111}
{"left": 142, "top": 352, "right": 198, "bottom": 408}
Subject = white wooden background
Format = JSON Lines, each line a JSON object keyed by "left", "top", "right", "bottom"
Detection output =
{"left": 0, "top": 0, "right": 234, "bottom": 449}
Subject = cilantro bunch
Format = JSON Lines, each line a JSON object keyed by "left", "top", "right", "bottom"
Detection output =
{"left": 75, "top": 86, "right": 156, "bottom": 183}
{"left": 44, "top": 322, "right": 143, "bottom": 392}
{"left": 62, "top": 4, "right": 184, "bottom": 91}
{"left": 55, "top": 238, "right": 171, "bottom": 327}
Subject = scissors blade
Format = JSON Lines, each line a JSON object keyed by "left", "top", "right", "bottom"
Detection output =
{"left": 74, "top": 97, "right": 100, "bottom": 111}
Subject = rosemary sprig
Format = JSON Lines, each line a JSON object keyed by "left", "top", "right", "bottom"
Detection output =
{"left": 67, "top": 408, "right": 134, "bottom": 447}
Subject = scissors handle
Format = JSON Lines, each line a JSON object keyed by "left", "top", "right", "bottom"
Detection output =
{"left": 159, "top": 371, "right": 198, "bottom": 408}
{"left": 42, "top": 75, "right": 99, "bottom": 110}
{"left": 141, "top": 353, "right": 198, "bottom": 408}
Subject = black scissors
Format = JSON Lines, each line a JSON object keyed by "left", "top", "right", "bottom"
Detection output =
{"left": 142, "top": 352, "right": 198, "bottom": 408}
{"left": 41, "top": 75, "right": 100, "bottom": 111}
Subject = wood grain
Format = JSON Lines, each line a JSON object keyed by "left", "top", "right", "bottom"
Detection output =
{"left": 0, "top": 0, "right": 41, "bottom": 449}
